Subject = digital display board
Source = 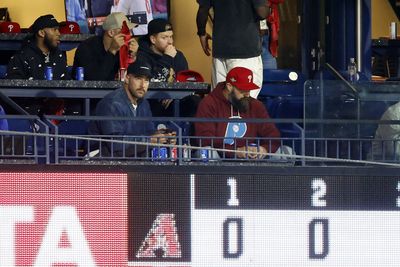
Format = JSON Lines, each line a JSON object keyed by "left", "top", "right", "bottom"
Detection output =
{"left": 1, "top": 168, "right": 400, "bottom": 266}
{"left": 128, "top": 173, "right": 400, "bottom": 267}
{"left": 0, "top": 172, "right": 127, "bottom": 266}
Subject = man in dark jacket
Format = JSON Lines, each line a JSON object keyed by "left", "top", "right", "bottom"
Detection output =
{"left": 6, "top": 14, "right": 69, "bottom": 80}
{"left": 195, "top": 67, "right": 280, "bottom": 159}
{"left": 137, "top": 18, "right": 188, "bottom": 82}
{"left": 89, "top": 59, "right": 175, "bottom": 157}
{"left": 6, "top": 14, "right": 69, "bottom": 116}
{"left": 72, "top": 12, "right": 138, "bottom": 81}
{"left": 138, "top": 18, "right": 196, "bottom": 117}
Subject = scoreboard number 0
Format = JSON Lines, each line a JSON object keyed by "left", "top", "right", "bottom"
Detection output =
{"left": 311, "top": 179, "right": 327, "bottom": 207}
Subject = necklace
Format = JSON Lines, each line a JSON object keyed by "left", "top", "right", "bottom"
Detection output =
{"left": 43, "top": 52, "right": 50, "bottom": 63}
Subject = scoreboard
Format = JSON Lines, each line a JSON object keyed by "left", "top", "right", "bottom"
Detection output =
{"left": 1, "top": 166, "right": 400, "bottom": 266}
{"left": 129, "top": 172, "right": 400, "bottom": 267}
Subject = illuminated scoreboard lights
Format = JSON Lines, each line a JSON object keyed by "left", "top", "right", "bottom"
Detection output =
{"left": 1, "top": 171, "right": 400, "bottom": 266}
{"left": 129, "top": 174, "right": 400, "bottom": 267}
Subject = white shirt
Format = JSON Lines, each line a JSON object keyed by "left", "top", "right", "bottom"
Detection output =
{"left": 373, "top": 101, "right": 400, "bottom": 159}
{"left": 115, "top": 0, "right": 153, "bottom": 35}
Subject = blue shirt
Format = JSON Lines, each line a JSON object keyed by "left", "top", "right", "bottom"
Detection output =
{"left": 89, "top": 87, "right": 155, "bottom": 156}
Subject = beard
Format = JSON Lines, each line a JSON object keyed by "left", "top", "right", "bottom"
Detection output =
{"left": 44, "top": 35, "right": 57, "bottom": 51}
{"left": 229, "top": 92, "right": 251, "bottom": 113}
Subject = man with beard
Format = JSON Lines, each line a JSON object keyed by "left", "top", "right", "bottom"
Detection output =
{"left": 196, "top": 0, "right": 268, "bottom": 98}
{"left": 6, "top": 14, "right": 69, "bottom": 80}
{"left": 89, "top": 59, "right": 176, "bottom": 157}
{"left": 195, "top": 67, "right": 280, "bottom": 159}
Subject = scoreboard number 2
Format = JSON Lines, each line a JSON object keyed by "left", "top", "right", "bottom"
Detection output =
{"left": 397, "top": 181, "right": 400, "bottom": 207}
{"left": 227, "top": 178, "right": 239, "bottom": 206}
{"left": 311, "top": 179, "right": 327, "bottom": 207}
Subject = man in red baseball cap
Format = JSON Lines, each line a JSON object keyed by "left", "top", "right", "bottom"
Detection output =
{"left": 195, "top": 66, "right": 280, "bottom": 159}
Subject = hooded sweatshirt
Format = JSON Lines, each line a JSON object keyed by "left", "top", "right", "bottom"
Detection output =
{"left": 137, "top": 37, "right": 188, "bottom": 81}
{"left": 195, "top": 82, "right": 280, "bottom": 156}
{"left": 6, "top": 40, "right": 69, "bottom": 80}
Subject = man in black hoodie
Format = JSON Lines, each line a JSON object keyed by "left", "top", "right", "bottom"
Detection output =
{"left": 6, "top": 14, "right": 69, "bottom": 115}
{"left": 6, "top": 14, "right": 69, "bottom": 80}
{"left": 138, "top": 18, "right": 188, "bottom": 82}
{"left": 137, "top": 18, "right": 192, "bottom": 116}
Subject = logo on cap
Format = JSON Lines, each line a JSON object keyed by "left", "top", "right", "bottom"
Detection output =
{"left": 226, "top": 67, "right": 259, "bottom": 91}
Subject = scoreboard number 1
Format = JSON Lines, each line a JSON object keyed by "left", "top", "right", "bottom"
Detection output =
{"left": 227, "top": 178, "right": 239, "bottom": 206}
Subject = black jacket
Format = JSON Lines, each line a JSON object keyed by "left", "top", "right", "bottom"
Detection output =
{"left": 72, "top": 35, "right": 119, "bottom": 81}
{"left": 137, "top": 37, "right": 189, "bottom": 82}
{"left": 6, "top": 40, "right": 69, "bottom": 80}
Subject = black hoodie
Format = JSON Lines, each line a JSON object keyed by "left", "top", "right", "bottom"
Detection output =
{"left": 6, "top": 38, "right": 69, "bottom": 80}
{"left": 137, "top": 37, "right": 189, "bottom": 82}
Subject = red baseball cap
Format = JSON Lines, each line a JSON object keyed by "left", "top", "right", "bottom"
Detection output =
{"left": 59, "top": 21, "right": 80, "bottom": 34}
{"left": 226, "top": 67, "right": 259, "bottom": 91}
{"left": 0, "top": 22, "right": 21, "bottom": 33}
{"left": 176, "top": 70, "right": 204, "bottom": 82}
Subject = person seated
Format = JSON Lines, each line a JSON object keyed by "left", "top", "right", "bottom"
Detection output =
{"left": 195, "top": 67, "right": 282, "bottom": 159}
{"left": 72, "top": 12, "right": 139, "bottom": 81}
{"left": 372, "top": 102, "right": 400, "bottom": 160}
{"left": 137, "top": 18, "right": 198, "bottom": 117}
{"left": 6, "top": 14, "right": 69, "bottom": 80}
{"left": 6, "top": 14, "right": 69, "bottom": 116}
{"left": 88, "top": 59, "right": 175, "bottom": 158}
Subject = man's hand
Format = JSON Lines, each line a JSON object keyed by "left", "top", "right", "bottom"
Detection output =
{"left": 236, "top": 146, "right": 248, "bottom": 159}
{"left": 108, "top": 33, "right": 125, "bottom": 55}
{"left": 128, "top": 38, "right": 139, "bottom": 57}
{"left": 150, "top": 130, "right": 177, "bottom": 145}
{"left": 199, "top": 33, "right": 212, "bottom": 56}
{"left": 236, "top": 146, "right": 267, "bottom": 159}
{"left": 164, "top": 45, "right": 177, "bottom": 58}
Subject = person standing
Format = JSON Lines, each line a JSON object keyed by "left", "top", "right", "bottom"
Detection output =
{"left": 115, "top": 0, "right": 154, "bottom": 35}
{"left": 196, "top": 0, "right": 268, "bottom": 98}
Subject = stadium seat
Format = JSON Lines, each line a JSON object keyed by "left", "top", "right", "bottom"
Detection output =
{"left": 0, "top": 65, "right": 7, "bottom": 79}
{"left": 6, "top": 118, "right": 46, "bottom": 160}
{"left": 55, "top": 119, "right": 89, "bottom": 159}
{"left": 260, "top": 69, "right": 305, "bottom": 97}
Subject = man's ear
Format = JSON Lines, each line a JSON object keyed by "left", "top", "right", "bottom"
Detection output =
{"left": 226, "top": 82, "right": 233, "bottom": 92}
{"left": 124, "top": 74, "right": 130, "bottom": 85}
{"left": 37, "top": 29, "right": 45, "bottom": 38}
{"left": 105, "top": 29, "right": 114, "bottom": 37}
{"left": 149, "top": 35, "right": 156, "bottom": 45}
